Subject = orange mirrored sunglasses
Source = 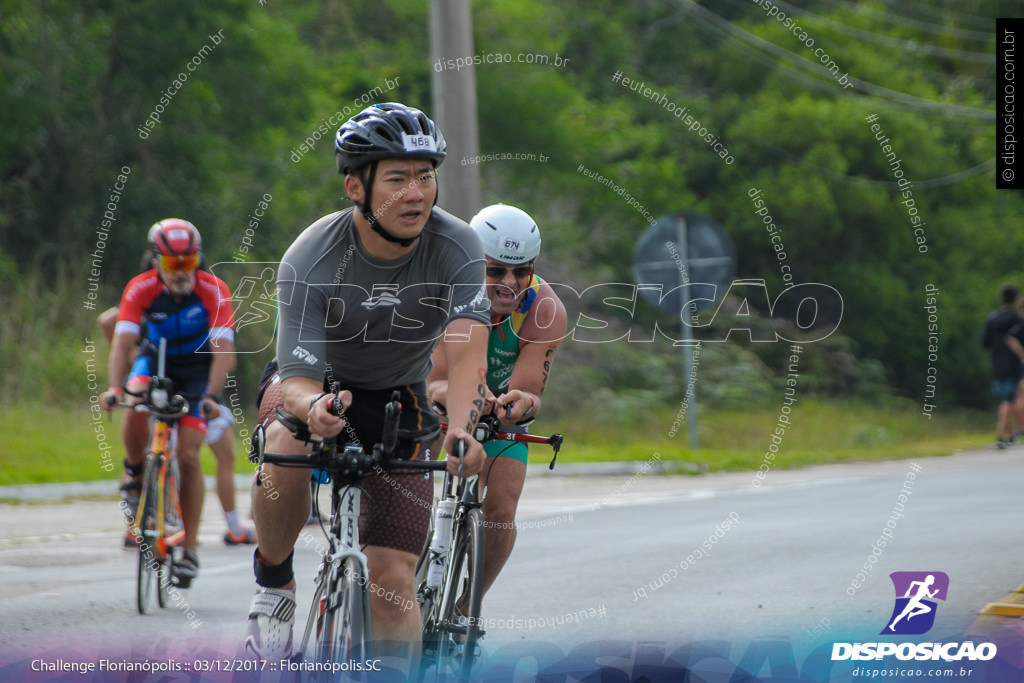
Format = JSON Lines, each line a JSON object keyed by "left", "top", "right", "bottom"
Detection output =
{"left": 158, "top": 254, "right": 200, "bottom": 272}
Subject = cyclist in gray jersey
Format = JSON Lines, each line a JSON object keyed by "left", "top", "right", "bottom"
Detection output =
{"left": 273, "top": 206, "right": 487, "bottom": 387}
{"left": 245, "top": 104, "right": 491, "bottom": 673}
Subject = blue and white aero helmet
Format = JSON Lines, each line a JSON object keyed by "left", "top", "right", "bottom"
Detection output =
{"left": 469, "top": 204, "right": 541, "bottom": 264}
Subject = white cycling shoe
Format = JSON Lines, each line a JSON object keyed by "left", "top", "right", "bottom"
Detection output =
{"left": 245, "top": 587, "right": 297, "bottom": 662}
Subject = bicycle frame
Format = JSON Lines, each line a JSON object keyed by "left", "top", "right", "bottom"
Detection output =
{"left": 418, "top": 416, "right": 564, "bottom": 677}
{"left": 257, "top": 389, "right": 449, "bottom": 665}
{"left": 423, "top": 470, "right": 480, "bottom": 610}
{"left": 132, "top": 419, "right": 185, "bottom": 556}
{"left": 124, "top": 338, "right": 191, "bottom": 614}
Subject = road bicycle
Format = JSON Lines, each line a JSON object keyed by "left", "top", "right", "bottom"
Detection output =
{"left": 118, "top": 338, "right": 190, "bottom": 614}
{"left": 416, "top": 410, "right": 563, "bottom": 680}
{"left": 252, "top": 387, "right": 452, "bottom": 667}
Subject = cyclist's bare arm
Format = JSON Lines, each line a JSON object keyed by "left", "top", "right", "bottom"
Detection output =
{"left": 101, "top": 329, "right": 141, "bottom": 410}
{"left": 202, "top": 335, "right": 236, "bottom": 419}
{"left": 427, "top": 344, "right": 497, "bottom": 421}
{"left": 497, "top": 283, "right": 567, "bottom": 425}
{"left": 439, "top": 317, "right": 489, "bottom": 475}
{"left": 1007, "top": 334, "right": 1024, "bottom": 366}
{"left": 98, "top": 306, "right": 119, "bottom": 345}
{"left": 425, "top": 342, "right": 451, "bottom": 411}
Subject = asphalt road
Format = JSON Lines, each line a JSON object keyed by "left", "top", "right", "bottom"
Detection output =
{"left": 1, "top": 449, "right": 1022, "bottom": 678}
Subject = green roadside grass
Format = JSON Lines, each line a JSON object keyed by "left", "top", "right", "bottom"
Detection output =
{"left": 1, "top": 399, "right": 993, "bottom": 486}
{"left": 0, "top": 404, "right": 259, "bottom": 486}
{"left": 526, "top": 399, "right": 992, "bottom": 472}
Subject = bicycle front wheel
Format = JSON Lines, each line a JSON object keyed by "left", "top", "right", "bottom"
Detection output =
{"left": 416, "top": 507, "right": 443, "bottom": 674}
{"left": 160, "top": 454, "right": 186, "bottom": 605}
{"left": 438, "top": 508, "right": 485, "bottom": 680}
{"left": 316, "top": 559, "right": 373, "bottom": 668}
{"left": 415, "top": 499, "right": 438, "bottom": 626}
{"left": 136, "top": 461, "right": 161, "bottom": 614}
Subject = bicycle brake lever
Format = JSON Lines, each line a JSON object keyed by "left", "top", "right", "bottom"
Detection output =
{"left": 548, "top": 434, "right": 563, "bottom": 470}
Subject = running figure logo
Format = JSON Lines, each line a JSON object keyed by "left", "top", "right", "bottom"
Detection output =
{"left": 881, "top": 571, "right": 949, "bottom": 635}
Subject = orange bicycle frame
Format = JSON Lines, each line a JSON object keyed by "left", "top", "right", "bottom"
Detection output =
{"left": 132, "top": 418, "right": 185, "bottom": 555}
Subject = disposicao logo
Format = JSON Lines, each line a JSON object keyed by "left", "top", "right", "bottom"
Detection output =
{"left": 831, "top": 571, "right": 997, "bottom": 662}
{"left": 882, "top": 571, "right": 948, "bottom": 635}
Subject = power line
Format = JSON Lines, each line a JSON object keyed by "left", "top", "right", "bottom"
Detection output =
{"left": 680, "top": 0, "right": 995, "bottom": 121}
{"left": 744, "top": 0, "right": 993, "bottom": 63}
{"left": 885, "top": 0, "right": 997, "bottom": 31}
{"left": 813, "top": 0, "right": 994, "bottom": 42}
{"left": 888, "top": 0, "right": 999, "bottom": 30}
{"left": 679, "top": 0, "right": 994, "bottom": 126}
{"left": 759, "top": 141, "right": 996, "bottom": 189}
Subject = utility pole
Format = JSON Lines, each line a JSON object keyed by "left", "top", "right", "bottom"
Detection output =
{"left": 430, "top": 0, "right": 482, "bottom": 221}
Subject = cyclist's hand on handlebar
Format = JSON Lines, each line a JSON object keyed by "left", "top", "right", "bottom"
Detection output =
{"left": 443, "top": 428, "right": 485, "bottom": 477}
{"left": 99, "top": 387, "right": 123, "bottom": 412}
{"left": 495, "top": 389, "right": 533, "bottom": 425}
{"left": 200, "top": 397, "right": 221, "bottom": 420}
{"left": 308, "top": 389, "right": 351, "bottom": 438}
{"left": 476, "top": 390, "right": 499, "bottom": 417}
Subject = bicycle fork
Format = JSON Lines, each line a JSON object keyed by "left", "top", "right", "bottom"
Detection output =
{"left": 299, "top": 485, "right": 372, "bottom": 659}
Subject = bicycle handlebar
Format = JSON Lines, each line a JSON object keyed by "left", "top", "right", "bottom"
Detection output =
{"left": 260, "top": 448, "right": 447, "bottom": 476}
{"left": 118, "top": 384, "right": 191, "bottom": 421}
{"left": 438, "top": 412, "right": 564, "bottom": 470}
{"left": 256, "top": 389, "right": 456, "bottom": 478}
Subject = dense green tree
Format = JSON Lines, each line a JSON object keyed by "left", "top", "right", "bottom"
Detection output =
{"left": 0, "top": 0, "right": 1019, "bottom": 409}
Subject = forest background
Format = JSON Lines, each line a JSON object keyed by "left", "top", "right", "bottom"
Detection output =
{"left": 2, "top": 0, "right": 1020, "bottom": 481}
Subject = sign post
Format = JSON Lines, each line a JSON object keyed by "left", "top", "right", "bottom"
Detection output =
{"left": 633, "top": 212, "right": 735, "bottom": 450}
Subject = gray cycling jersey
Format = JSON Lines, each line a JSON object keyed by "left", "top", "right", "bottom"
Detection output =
{"left": 276, "top": 207, "right": 488, "bottom": 389}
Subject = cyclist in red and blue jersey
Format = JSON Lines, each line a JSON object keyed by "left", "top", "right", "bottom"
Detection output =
{"left": 427, "top": 203, "right": 567, "bottom": 613}
{"left": 100, "top": 219, "right": 237, "bottom": 587}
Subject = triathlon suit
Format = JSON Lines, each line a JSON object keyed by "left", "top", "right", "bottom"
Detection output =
{"left": 115, "top": 269, "right": 235, "bottom": 433}
{"left": 483, "top": 274, "right": 544, "bottom": 464}
{"left": 258, "top": 206, "right": 488, "bottom": 554}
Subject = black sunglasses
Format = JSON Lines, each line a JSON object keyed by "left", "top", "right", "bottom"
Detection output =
{"left": 485, "top": 263, "right": 534, "bottom": 279}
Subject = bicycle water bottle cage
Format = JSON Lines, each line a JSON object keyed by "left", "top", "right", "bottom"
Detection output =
{"left": 275, "top": 408, "right": 313, "bottom": 444}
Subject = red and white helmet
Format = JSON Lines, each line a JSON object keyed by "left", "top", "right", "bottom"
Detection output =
{"left": 148, "top": 218, "right": 202, "bottom": 257}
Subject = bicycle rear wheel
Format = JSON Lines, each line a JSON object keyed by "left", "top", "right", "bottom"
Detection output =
{"left": 136, "top": 460, "right": 161, "bottom": 614}
{"left": 316, "top": 559, "right": 373, "bottom": 668}
{"left": 437, "top": 508, "right": 485, "bottom": 680}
